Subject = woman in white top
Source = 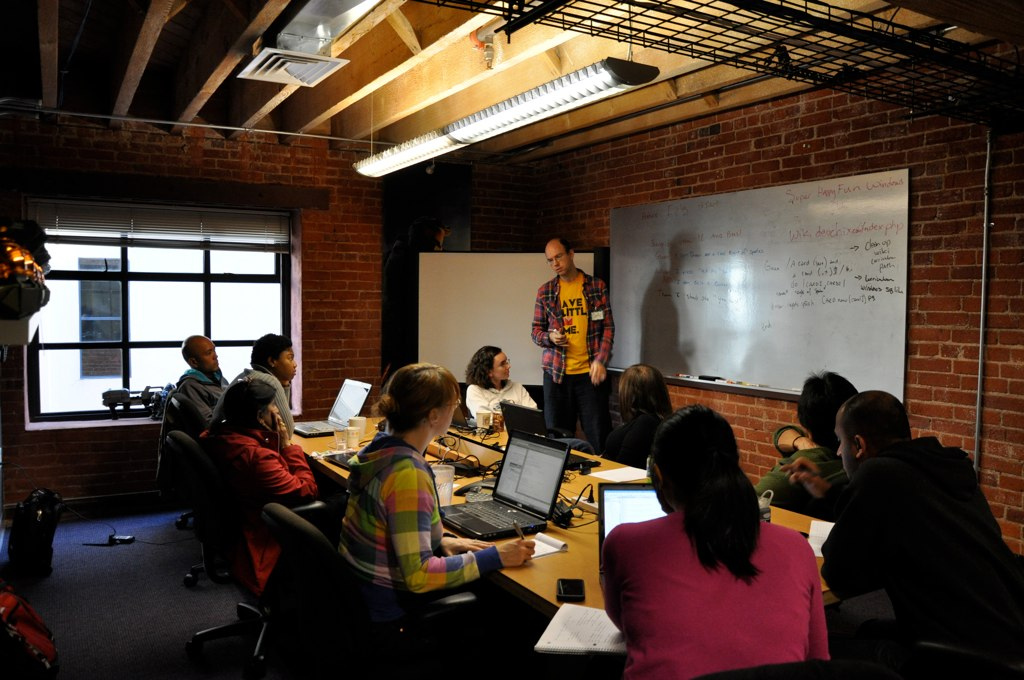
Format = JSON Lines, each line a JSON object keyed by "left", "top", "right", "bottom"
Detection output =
{"left": 464, "top": 346, "right": 537, "bottom": 415}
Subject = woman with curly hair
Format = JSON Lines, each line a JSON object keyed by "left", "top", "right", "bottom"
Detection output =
{"left": 464, "top": 345, "right": 536, "bottom": 416}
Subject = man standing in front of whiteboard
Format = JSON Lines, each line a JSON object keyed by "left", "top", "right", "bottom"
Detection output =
{"left": 532, "top": 238, "right": 614, "bottom": 454}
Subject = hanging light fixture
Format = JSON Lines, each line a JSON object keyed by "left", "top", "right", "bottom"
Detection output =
{"left": 354, "top": 57, "right": 659, "bottom": 177}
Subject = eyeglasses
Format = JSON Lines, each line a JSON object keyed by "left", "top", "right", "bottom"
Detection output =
{"left": 496, "top": 359, "right": 511, "bottom": 367}
{"left": 546, "top": 252, "right": 567, "bottom": 265}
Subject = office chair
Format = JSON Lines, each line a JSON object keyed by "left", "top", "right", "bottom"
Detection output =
{"left": 168, "top": 429, "right": 273, "bottom": 679}
{"left": 261, "top": 502, "right": 478, "bottom": 678}
{"left": 158, "top": 392, "right": 208, "bottom": 530}
{"left": 163, "top": 430, "right": 235, "bottom": 588}
{"left": 900, "top": 640, "right": 1024, "bottom": 680}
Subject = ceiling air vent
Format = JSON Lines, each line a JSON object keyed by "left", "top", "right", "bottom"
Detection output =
{"left": 237, "top": 48, "right": 348, "bottom": 87}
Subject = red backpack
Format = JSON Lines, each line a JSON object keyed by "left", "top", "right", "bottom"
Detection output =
{"left": 0, "top": 579, "right": 58, "bottom": 678}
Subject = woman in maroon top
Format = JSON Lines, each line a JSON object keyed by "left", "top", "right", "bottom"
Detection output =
{"left": 602, "top": 404, "right": 828, "bottom": 679}
{"left": 201, "top": 379, "right": 318, "bottom": 595}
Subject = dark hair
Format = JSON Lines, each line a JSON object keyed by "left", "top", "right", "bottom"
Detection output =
{"left": 651, "top": 404, "right": 760, "bottom": 582}
{"left": 618, "top": 364, "right": 672, "bottom": 422}
{"left": 466, "top": 346, "right": 504, "bottom": 389}
{"left": 251, "top": 333, "right": 292, "bottom": 367}
{"left": 407, "top": 216, "right": 447, "bottom": 251}
{"left": 375, "top": 363, "right": 459, "bottom": 433}
{"left": 219, "top": 379, "right": 277, "bottom": 430}
{"left": 838, "top": 390, "right": 911, "bottom": 449}
{"left": 796, "top": 371, "right": 858, "bottom": 451}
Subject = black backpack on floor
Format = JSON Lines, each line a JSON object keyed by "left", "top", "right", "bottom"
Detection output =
{"left": 7, "top": 489, "right": 66, "bottom": 577}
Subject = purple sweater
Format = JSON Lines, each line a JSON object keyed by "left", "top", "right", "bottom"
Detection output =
{"left": 602, "top": 513, "right": 829, "bottom": 679}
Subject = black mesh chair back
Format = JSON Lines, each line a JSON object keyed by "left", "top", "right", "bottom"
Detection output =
{"left": 157, "top": 391, "right": 209, "bottom": 499}
{"left": 163, "top": 430, "right": 236, "bottom": 585}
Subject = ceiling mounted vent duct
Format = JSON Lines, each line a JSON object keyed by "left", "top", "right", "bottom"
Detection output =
{"left": 238, "top": 0, "right": 378, "bottom": 87}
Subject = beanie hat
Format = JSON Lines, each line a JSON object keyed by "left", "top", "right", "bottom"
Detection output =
{"left": 221, "top": 379, "right": 277, "bottom": 428}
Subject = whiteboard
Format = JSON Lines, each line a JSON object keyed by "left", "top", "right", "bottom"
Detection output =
{"left": 610, "top": 169, "right": 909, "bottom": 397}
{"left": 419, "top": 252, "right": 594, "bottom": 386}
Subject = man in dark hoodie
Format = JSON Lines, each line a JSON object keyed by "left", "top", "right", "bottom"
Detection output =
{"left": 175, "top": 335, "right": 228, "bottom": 425}
{"left": 796, "top": 390, "right": 1024, "bottom": 665}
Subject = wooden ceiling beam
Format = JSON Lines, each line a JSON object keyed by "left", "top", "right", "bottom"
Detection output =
{"left": 338, "top": 21, "right": 581, "bottom": 141}
{"left": 112, "top": 0, "right": 176, "bottom": 120}
{"left": 37, "top": 0, "right": 59, "bottom": 109}
{"left": 507, "top": 74, "right": 813, "bottom": 163}
{"left": 887, "top": 0, "right": 1024, "bottom": 46}
{"left": 280, "top": 5, "right": 493, "bottom": 134}
{"left": 172, "top": 0, "right": 291, "bottom": 133}
{"left": 227, "top": 0, "right": 409, "bottom": 137}
{"left": 387, "top": 7, "right": 422, "bottom": 55}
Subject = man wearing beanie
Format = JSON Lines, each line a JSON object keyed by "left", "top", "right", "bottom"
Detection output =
{"left": 213, "top": 333, "right": 297, "bottom": 438}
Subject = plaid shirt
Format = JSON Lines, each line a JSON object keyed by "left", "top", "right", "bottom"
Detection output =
{"left": 531, "top": 270, "right": 615, "bottom": 384}
{"left": 340, "top": 435, "right": 501, "bottom": 620}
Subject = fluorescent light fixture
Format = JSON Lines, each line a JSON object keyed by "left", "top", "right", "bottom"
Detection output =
{"left": 351, "top": 130, "right": 467, "bottom": 179}
{"left": 353, "top": 57, "right": 658, "bottom": 177}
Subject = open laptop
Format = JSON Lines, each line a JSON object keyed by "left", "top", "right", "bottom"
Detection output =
{"left": 442, "top": 430, "right": 570, "bottom": 540}
{"left": 597, "top": 482, "right": 663, "bottom": 570}
{"left": 294, "top": 379, "right": 371, "bottom": 437}
{"left": 499, "top": 401, "right": 600, "bottom": 471}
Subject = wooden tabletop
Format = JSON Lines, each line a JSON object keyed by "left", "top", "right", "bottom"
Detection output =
{"left": 296, "top": 427, "right": 834, "bottom": 615}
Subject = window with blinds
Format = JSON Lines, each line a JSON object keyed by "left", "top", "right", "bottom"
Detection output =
{"left": 25, "top": 199, "right": 292, "bottom": 422}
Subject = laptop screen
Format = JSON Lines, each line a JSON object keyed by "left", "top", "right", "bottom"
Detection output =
{"left": 326, "top": 379, "right": 371, "bottom": 427}
{"left": 499, "top": 401, "right": 548, "bottom": 437}
{"left": 598, "top": 483, "right": 664, "bottom": 566}
{"left": 493, "top": 431, "right": 569, "bottom": 517}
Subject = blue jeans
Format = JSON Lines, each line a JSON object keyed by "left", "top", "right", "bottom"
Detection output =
{"left": 542, "top": 371, "right": 612, "bottom": 455}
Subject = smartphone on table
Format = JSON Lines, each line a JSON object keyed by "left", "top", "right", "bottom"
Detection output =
{"left": 556, "top": 578, "right": 586, "bottom": 602}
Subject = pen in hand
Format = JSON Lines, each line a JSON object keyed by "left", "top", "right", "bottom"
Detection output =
{"left": 512, "top": 519, "right": 525, "bottom": 541}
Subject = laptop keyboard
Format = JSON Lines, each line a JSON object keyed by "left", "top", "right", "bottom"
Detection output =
{"left": 460, "top": 502, "right": 523, "bottom": 524}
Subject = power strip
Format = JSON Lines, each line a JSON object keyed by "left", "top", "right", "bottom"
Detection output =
{"left": 577, "top": 499, "right": 599, "bottom": 514}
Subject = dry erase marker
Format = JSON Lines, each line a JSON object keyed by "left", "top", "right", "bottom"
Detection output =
{"left": 512, "top": 519, "right": 525, "bottom": 540}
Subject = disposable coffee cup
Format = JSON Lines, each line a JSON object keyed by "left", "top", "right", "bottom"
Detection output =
{"left": 349, "top": 416, "right": 367, "bottom": 437}
{"left": 758, "top": 489, "right": 774, "bottom": 522}
{"left": 476, "top": 410, "right": 492, "bottom": 429}
{"left": 434, "top": 464, "right": 455, "bottom": 506}
{"left": 345, "top": 426, "right": 361, "bottom": 450}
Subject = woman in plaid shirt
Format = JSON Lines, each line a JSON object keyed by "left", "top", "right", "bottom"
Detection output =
{"left": 339, "top": 363, "right": 535, "bottom": 623}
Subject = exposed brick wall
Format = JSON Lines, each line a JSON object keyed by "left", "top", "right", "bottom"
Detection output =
{"left": 1, "top": 88, "right": 1021, "bottom": 554}
{"left": 471, "top": 164, "right": 537, "bottom": 252}
{"left": 525, "top": 90, "right": 1024, "bottom": 551}
{"left": 0, "top": 117, "right": 380, "bottom": 506}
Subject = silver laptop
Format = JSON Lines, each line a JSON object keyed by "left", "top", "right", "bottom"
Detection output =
{"left": 442, "top": 430, "right": 569, "bottom": 540}
{"left": 598, "top": 482, "right": 663, "bottom": 571}
{"left": 294, "top": 379, "right": 371, "bottom": 437}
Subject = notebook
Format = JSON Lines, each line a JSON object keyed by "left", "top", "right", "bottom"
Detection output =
{"left": 442, "top": 430, "right": 570, "bottom": 540}
{"left": 499, "top": 401, "right": 600, "bottom": 471}
{"left": 535, "top": 604, "right": 626, "bottom": 655}
{"left": 293, "top": 379, "right": 371, "bottom": 437}
{"left": 597, "top": 482, "right": 663, "bottom": 571}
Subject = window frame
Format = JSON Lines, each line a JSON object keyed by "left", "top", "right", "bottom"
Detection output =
{"left": 25, "top": 199, "right": 292, "bottom": 423}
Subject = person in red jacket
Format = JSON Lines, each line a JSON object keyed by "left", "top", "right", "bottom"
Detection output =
{"left": 201, "top": 379, "right": 318, "bottom": 595}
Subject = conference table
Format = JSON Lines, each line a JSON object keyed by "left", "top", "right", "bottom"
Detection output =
{"left": 296, "top": 424, "right": 835, "bottom": 618}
